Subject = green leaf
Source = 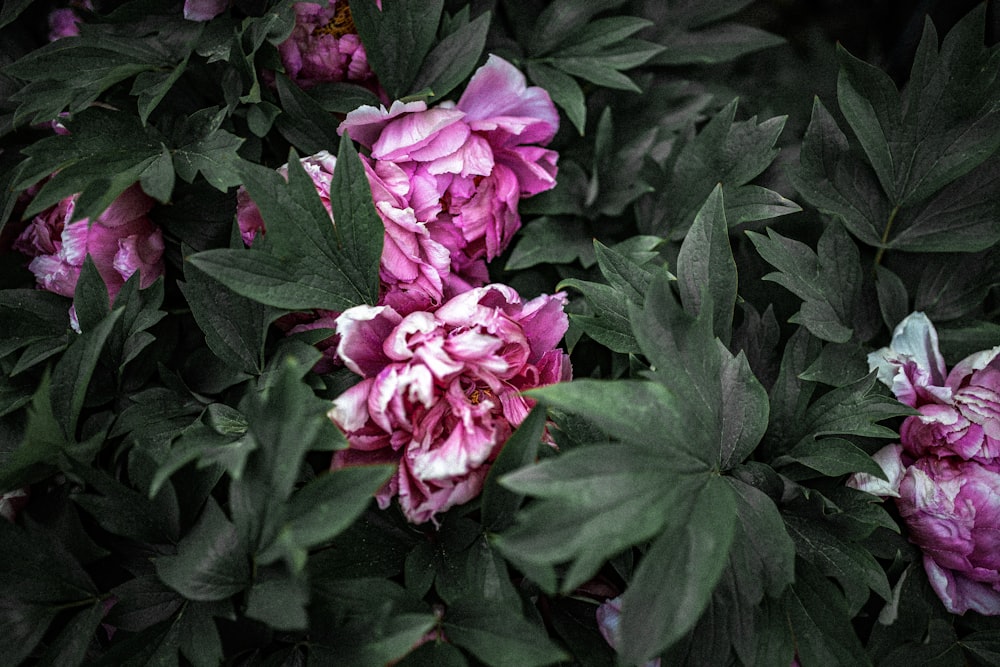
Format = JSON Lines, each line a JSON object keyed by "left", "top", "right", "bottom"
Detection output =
{"left": 0, "top": 0, "right": 33, "bottom": 30}
{"left": 132, "top": 55, "right": 190, "bottom": 125}
{"left": 274, "top": 72, "right": 342, "bottom": 155}
{"left": 0, "top": 597, "right": 60, "bottom": 667}
{"left": 411, "top": 11, "right": 491, "bottom": 100}
{"left": 788, "top": 97, "right": 889, "bottom": 248}
{"left": 875, "top": 264, "right": 909, "bottom": 330}
{"left": 786, "top": 437, "right": 889, "bottom": 479}
{"left": 618, "top": 476, "right": 737, "bottom": 663}
{"left": 155, "top": 497, "right": 250, "bottom": 601}
{"left": 244, "top": 571, "right": 309, "bottom": 631}
{"left": 171, "top": 125, "right": 244, "bottom": 191}
{"left": 443, "top": 599, "right": 568, "bottom": 667}
{"left": 795, "top": 372, "right": 915, "bottom": 446}
{"left": 784, "top": 559, "right": 872, "bottom": 666}
{"left": 494, "top": 439, "right": 711, "bottom": 593}
{"left": 481, "top": 406, "right": 547, "bottom": 533}
{"left": 914, "top": 248, "right": 1000, "bottom": 321}
{"left": 629, "top": 272, "right": 768, "bottom": 469}
{"left": 72, "top": 255, "right": 110, "bottom": 334}
{"left": 505, "top": 217, "right": 595, "bottom": 270}
{"left": 256, "top": 465, "right": 393, "bottom": 571}
{"left": 526, "top": 62, "right": 586, "bottom": 135}
{"left": 652, "top": 22, "right": 784, "bottom": 65}
{"left": 838, "top": 7, "right": 1000, "bottom": 207}
{"left": 16, "top": 109, "right": 163, "bottom": 222}
{"left": 139, "top": 145, "right": 176, "bottom": 203}
{"left": 309, "top": 577, "right": 435, "bottom": 665}
{"left": 640, "top": 99, "right": 788, "bottom": 239}
{"left": 676, "top": 185, "right": 738, "bottom": 343}
{"left": 179, "top": 260, "right": 272, "bottom": 375}
{"left": 558, "top": 280, "right": 640, "bottom": 354}
{"left": 189, "top": 140, "right": 382, "bottom": 311}
{"left": 351, "top": 0, "right": 444, "bottom": 99}
{"left": 747, "top": 220, "right": 862, "bottom": 343}
{"left": 50, "top": 307, "right": 123, "bottom": 439}
{"left": 35, "top": 599, "right": 107, "bottom": 667}
{"left": 527, "top": 0, "right": 628, "bottom": 57}
{"left": 784, "top": 514, "right": 891, "bottom": 614}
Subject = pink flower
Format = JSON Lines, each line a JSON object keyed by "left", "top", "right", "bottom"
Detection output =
{"left": 328, "top": 284, "right": 570, "bottom": 524}
{"left": 885, "top": 454, "right": 1000, "bottom": 615}
{"left": 278, "top": 1, "right": 377, "bottom": 90}
{"left": 183, "top": 0, "right": 229, "bottom": 21}
{"left": 15, "top": 184, "right": 164, "bottom": 320}
{"left": 869, "top": 312, "right": 1000, "bottom": 462}
{"left": 48, "top": 2, "right": 91, "bottom": 41}
{"left": 339, "top": 55, "right": 559, "bottom": 305}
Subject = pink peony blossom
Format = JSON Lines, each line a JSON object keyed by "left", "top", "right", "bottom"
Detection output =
{"left": 278, "top": 1, "right": 378, "bottom": 90}
{"left": 15, "top": 185, "right": 164, "bottom": 321}
{"left": 339, "top": 55, "right": 559, "bottom": 305}
{"left": 853, "top": 311, "right": 1000, "bottom": 615}
{"left": 869, "top": 312, "right": 1000, "bottom": 462}
{"left": 328, "top": 284, "right": 570, "bottom": 524}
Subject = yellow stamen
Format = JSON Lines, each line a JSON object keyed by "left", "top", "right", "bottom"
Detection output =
{"left": 313, "top": 0, "right": 356, "bottom": 38}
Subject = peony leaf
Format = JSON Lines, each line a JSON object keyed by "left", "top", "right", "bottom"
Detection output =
{"left": 443, "top": 598, "right": 569, "bottom": 667}
{"left": 155, "top": 496, "right": 250, "bottom": 601}
{"left": 618, "top": 475, "right": 737, "bottom": 664}
{"left": 411, "top": 10, "right": 491, "bottom": 100}
{"left": 481, "top": 406, "right": 547, "bottom": 533}
{"left": 676, "top": 184, "right": 737, "bottom": 343}
{"left": 351, "top": 0, "right": 444, "bottom": 99}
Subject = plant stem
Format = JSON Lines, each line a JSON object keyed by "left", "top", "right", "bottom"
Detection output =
{"left": 873, "top": 205, "right": 900, "bottom": 267}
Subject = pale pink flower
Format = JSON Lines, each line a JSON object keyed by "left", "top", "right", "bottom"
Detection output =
{"left": 339, "top": 55, "right": 559, "bottom": 305}
{"left": 15, "top": 185, "right": 164, "bottom": 318}
{"left": 329, "top": 284, "right": 570, "bottom": 524}
{"left": 278, "top": 1, "right": 377, "bottom": 90}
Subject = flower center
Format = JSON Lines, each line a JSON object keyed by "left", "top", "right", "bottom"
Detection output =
{"left": 468, "top": 387, "right": 495, "bottom": 405}
{"left": 313, "top": 1, "right": 356, "bottom": 38}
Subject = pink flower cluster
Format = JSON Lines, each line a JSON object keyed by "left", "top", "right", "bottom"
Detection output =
{"left": 235, "top": 56, "right": 566, "bottom": 524}
{"left": 15, "top": 185, "right": 165, "bottom": 328}
{"left": 329, "top": 285, "right": 570, "bottom": 524}
{"left": 849, "top": 312, "right": 1000, "bottom": 615}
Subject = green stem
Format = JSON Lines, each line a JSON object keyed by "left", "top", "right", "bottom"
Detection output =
{"left": 873, "top": 205, "right": 900, "bottom": 267}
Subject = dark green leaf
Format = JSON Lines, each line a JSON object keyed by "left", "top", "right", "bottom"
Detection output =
{"left": 179, "top": 260, "right": 271, "bottom": 374}
{"left": 36, "top": 599, "right": 107, "bottom": 667}
{"left": 275, "top": 73, "right": 342, "bottom": 155}
{"left": 351, "top": 0, "right": 444, "bottom": 99}
{"left": 411, "top": 11, "right": 491, "bottom": 100}
{"left": 481, "top": 406, "right": 547, "bottom": 533}
{"left": 786, "top": 437, "right": 888, "bottom": 479}
{"left": 505, "top": 217, "right": 594, "bottom": 270}
{"left": 526, "top": 62, "right": 586, "bottom": 135}
{"left": 171, "top": 126, "right": 244, "bottom": 191}
{"left": 72, "top": 255, "right": 110, "bottom": 334}
{"left": 747, "top": 220, "right": 862, "bottom": 343}
{"left": 618, "top": 476, "right": 737, "bottom": 663}
{"left": 652, "top": 22, "right": 783, "bottom": 65}
{"left": 16, "top": 109, "right": 163, "bottom": 222}
{"left": 244, "top": 571, "right": 309, "bottom": 631}
{"left": 155, "top": 497, "right": 250, "bottom": 601}
{"left": 443, "top": 599, "right": 568, "bottom": 667}
{"left": 785, "top": 559, "right": 872, "bottom": 666}
{"left": 256, "top": 465, "right": 393, "bottom": 571}
{"left": 676, "top": 184, "right": 737, "bottom": 342}
{"left": 50, "top": 307, "right": 122, "bottom": 439}
{"left": 639, "top": 99, "right": 787, "bottom": 239}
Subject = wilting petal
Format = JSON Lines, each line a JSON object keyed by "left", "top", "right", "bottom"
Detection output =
{"left": 868, "top": 312, "right": 949, "bottom": 407}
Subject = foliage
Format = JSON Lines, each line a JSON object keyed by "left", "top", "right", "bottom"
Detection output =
{"left": 2, "top": 0, "right": 1000, "bottom": 665}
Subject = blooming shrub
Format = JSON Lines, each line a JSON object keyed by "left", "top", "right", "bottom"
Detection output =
{"left": 3, "top": 1, "right": 1000, "bottom": 666}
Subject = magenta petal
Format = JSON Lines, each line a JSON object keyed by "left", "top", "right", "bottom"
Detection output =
{"left": 457, "top": 54, "right": 559, "bottom": 143}
{"left": 335, "top": 305, "right": 402, "bottom": 377}
{"left": 339, "top": 100, "right": 429, "bottom": 147}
